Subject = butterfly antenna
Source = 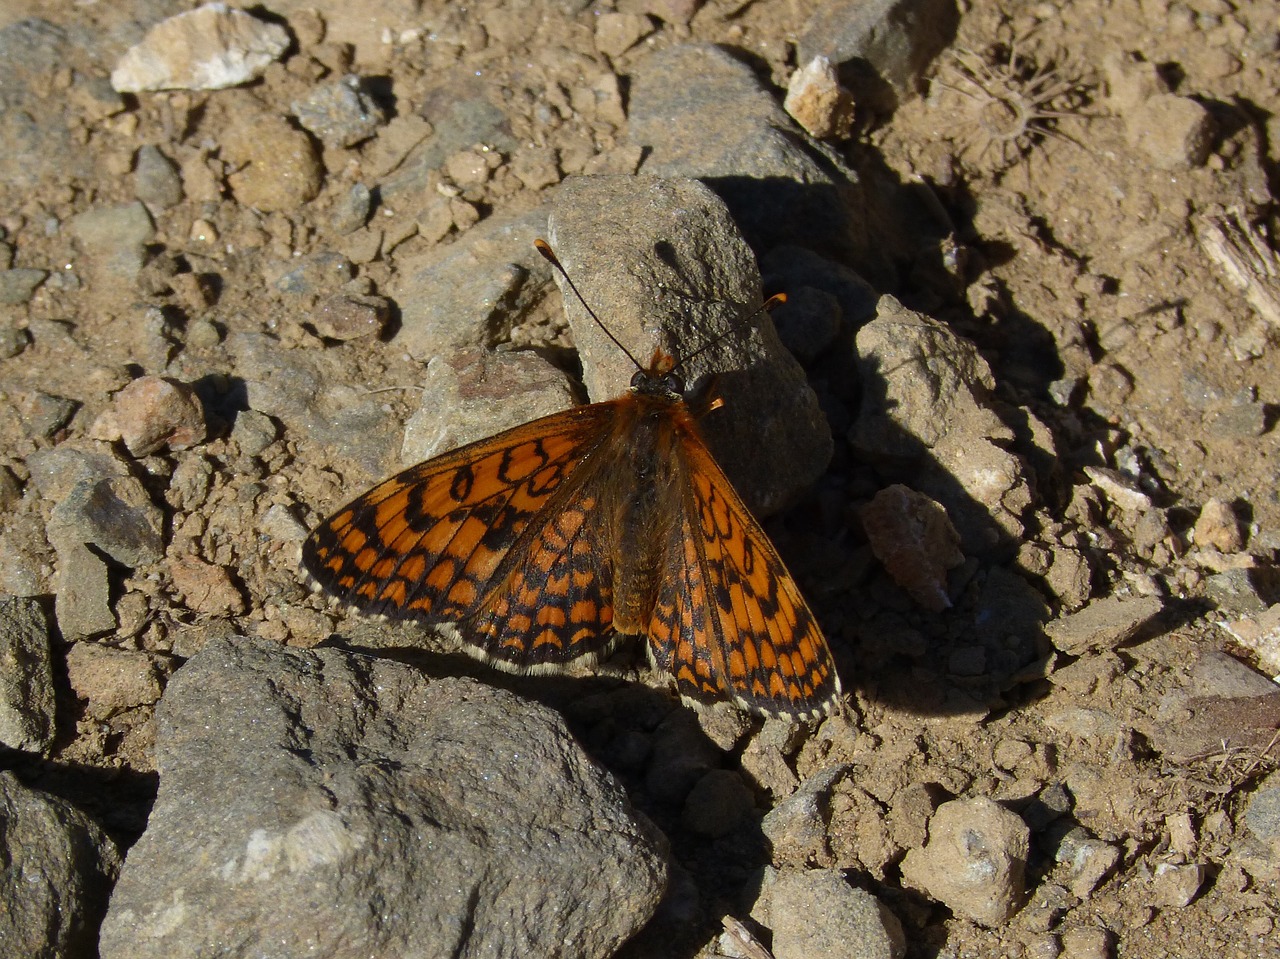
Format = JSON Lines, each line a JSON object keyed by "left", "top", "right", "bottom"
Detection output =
{"left": 668, "top": 292, "right": 787, "bottom": 380}
{"left": 535, "top": 239, "right": 645, "bottom": 372}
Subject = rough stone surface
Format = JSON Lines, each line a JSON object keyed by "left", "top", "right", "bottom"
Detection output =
{"left": 111, "top": 3, "right": 290, "bottom": 92}
{"left": 392, "top": 205, "right": 552, "bottom": 360}
{"left": 401, "top": 347, "right": 578, "bottom": 464}
{"left": 64, "top": 643, "right": 163, "bottom": 719}
{"left": 547, "top": 174, "right": 833, "bottom": 515}
{"left": 761, "top": 868, "right": 906, "bottom": 959}
{"left": 0, "top": 596, "right": 56, "bottom": 753}
{"left": 0, "top": 771, "right": 121, "bottom": 959}
{"left": 292, "top": 75, "right": 389, "bottom": 149}
{"left": 900, "top": 797, "right": 1030, "bottom": 926}
{"left": 99, "top": 636, "right": 668, "bottom": 959}
{"left": 48, "top": 474, "right": 165, "bottom": 569}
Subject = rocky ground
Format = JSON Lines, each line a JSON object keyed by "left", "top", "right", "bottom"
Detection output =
{"left": 2, "top": 1, "right": 1279, "bottom": 958}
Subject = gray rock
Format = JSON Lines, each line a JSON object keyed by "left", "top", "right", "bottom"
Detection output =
{"left": 1044, "top": 595, "right": 1163, "bottom": 654}
{"left": 761, "top": 868, "right": 906, "bottom": 959}
{"left": 25, "top": 441, "right": 133, "bottom": 501}
{"left": 134, "top": 144, "right": 184, "bottom": 209}
{"left": 0, "top": 771, "right": 121, "bottom": 959}
{"left": 229, "top": 410, "right": 278, "bottom": 458}
{"left": 68, "top": 202, "right": 154, "bottom": 280}
{"left": 0, "top": 597, "right": 56, "bottom": 753}
{"left": 547, "top": 175, "right": 833, "bottom": 515}
{"left": 1243, "top": 769, "right": 1280, "bottom": 857}
{"left": 330, "top": 182, "right": 373, "bottom": 234}
{"left": 48, "top": 475, "right": 164, "bottom": 568}
{"left": 761, "top": 765, "right": 848, "bottom": 866}
{"left": 14, "top": 390, "right": 76, "bottom": 438}
{"left": 111, "top": 3, "right": 290, "bottom": 92}
{"left": 628, "top": 43, "right": 870, "bottom": 264}
{"left": 1055, "top": 827, "right": 1121, "bottom": 898}
{"left": 293, "top": 75, "right": 389, "bottom": 149}
{"left": 391, "top": 205, "right": 552, "bottom": 361}
{"left": 99, "top": 636, "right": 668, "bottom": 959}
{"left": 400, "top": 348, "right": 578, "bottom": 465}
{"left": 796, "top": 0, "right": 960, "bottom": 109}
{"left": 0, "top": 267, "right": 49, "bottom": 305}
{"left": 53, "top": 542, "right": 116, "bottom": 641}
{"left": 1206, "top": 567, "right": 1279, "bottom": 614}
{"left": 900, "top": 796, "right": 1030, "bottom": 926}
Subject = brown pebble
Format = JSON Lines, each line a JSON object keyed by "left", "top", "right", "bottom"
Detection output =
{"left": 112, "top": 376, "right": 206, "bottom": 457}
{"left": 1193, "top": 497, "right": 1243, "bottom": 552}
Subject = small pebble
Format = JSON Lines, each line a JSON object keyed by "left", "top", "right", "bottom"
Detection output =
{"left": 785, "top": 56, "right": 855, "bottom": 140}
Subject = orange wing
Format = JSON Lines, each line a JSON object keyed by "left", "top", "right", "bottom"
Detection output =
{"left": 649, "top": 432, "right": 842, "bottom": 720}
{"left": 302, "top": 402, "right": 619, "bottom": 667}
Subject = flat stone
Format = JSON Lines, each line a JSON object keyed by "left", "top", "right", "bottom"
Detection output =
{"left": 628, "top": 43, "right": 869, "bottom": 263}
{"left": 400, "top": 348, "right": 578, "bottom": 465}
{"left": 1044, "top": 595, "right": 1163, "bottom": 654}
{"left": 65, "top": 643, "right": 163, "bottom": 720}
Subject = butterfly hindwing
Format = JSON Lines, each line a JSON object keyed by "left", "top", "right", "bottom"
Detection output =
{"left": 465, "top": 455, "right": 618, "bottom": 669}
{"left": 302, "top": 403, "right": 617, "bottom": 624}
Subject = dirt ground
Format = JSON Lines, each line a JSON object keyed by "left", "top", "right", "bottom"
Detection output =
{"left": 2, "top": 0, "right": 1279, "bottom": 957}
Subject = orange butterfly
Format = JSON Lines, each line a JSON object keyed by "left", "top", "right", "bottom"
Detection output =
{"left": 302, "top": 240, "right": 841, "bottom": 720}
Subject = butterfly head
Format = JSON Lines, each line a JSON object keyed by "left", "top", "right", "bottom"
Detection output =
{"left": 629, "top": 350, "right": 686, "bottom": 400}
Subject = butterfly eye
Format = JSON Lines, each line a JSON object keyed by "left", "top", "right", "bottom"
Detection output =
{"left": 661, "top": 372, "right": 685, "bottom": 395}
{"left": 630, "top": 370, "right": 649, "bottom": 389}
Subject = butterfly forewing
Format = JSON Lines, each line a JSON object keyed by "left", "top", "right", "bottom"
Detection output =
{"left": 302, "top": 404, "right": 617, "bottom": 623}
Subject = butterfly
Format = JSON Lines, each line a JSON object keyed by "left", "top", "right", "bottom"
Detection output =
{"left": 301, "top": 240, "right": 841, "bottom": 720}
